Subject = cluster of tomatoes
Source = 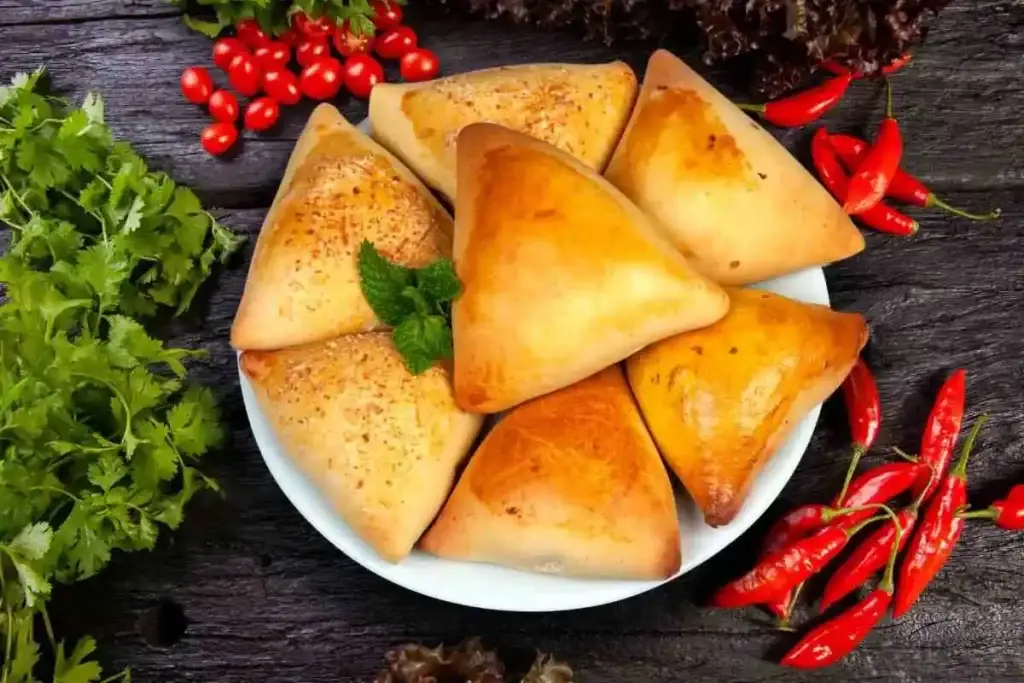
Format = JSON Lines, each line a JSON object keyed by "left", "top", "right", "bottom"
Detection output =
{"left": 179, "top": 4, "right": 439, "bottom": 156}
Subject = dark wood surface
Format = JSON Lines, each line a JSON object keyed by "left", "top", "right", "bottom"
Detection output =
{"left": 4, "top": 1, "right": 1024, "bottom": 681}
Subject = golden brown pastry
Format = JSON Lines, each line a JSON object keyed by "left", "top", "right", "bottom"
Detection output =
{"left": 604, "top": 50, "right": 864, "bottom": 286}
{"left": 626, "top": 288, "right": 868, "bottom": 527}
{"left": 368, "top": 61, "right": 637, "bottom": 201}
{"left": 420, "top": 365, "right": 681, "bottom": 580}
{"left": 240, "top": 332, "right": 482, "bottom": 563}
{"left": 452, "top": 123, "right": 730, "bottom": 414}
{"left": 231, "top": 103, "right": 453, "bottom": 351}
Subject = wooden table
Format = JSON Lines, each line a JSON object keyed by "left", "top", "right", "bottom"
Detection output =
{"left": 4, "top": 1, "right": 1023, "bottom": 681}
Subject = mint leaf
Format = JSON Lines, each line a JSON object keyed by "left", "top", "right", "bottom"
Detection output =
{"left": 357, "top": 240, "right": 416, "bottom": 325}
{"left": 392, "top": 314, "right": 453, "bottom": 375}
{"left": 415, "top": 259, "right": 462, "bottom": 311}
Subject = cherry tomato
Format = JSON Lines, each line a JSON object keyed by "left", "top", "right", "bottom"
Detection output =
{"left": 244, "top": 97, "right": 281, "bottom": 132}
{"left": 333, "top": 23, "right": 375, "bottom": 57}
{"left": 370, "top": 1, "right": 403, "bottom": 30}
{"left": 208, "top": 89, "right": 240, "bottom": 123}
{"left": 201, "top": 122, "right": 238, "bottom": 156}
{"left": 263, "top": 68, "right": 302, "bottom": 105}
{"left": 376, "top": 26, "right": 417, "bottom": 60}
{"left": 399, "top": 48, "right": 440, "bottom": 82}
{"left": 295, "top": 38, "right": 331, "bottom": 67}
{"left": 180, "top": 66, "right": 214, "bottom": 105}
{"left": 254, "top": 41, "right": 292, "bottom": 69}
{"left": 228, "top": 53, "right": 263, "bottom": 96}
{"left": 212, "top": 38, "right": 248, "bottom": 71}
{"left": 292, "top": 11, "right": 334, "bottom": 39}
{"left": 278, "top": 28, "right": 302, "bottom": 47}
{"left": 300, "top": 57, "right": 345, "bottom": 100}
{"left": 343, "top": 54, "right": 384, "bottom": 100}
{"left": 235, "top": 19, "right": 270, "bottom": 48}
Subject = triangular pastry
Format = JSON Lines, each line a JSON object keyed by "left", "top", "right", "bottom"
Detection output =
{"left": 604, "top": 50, "right": 865, "bottom": 286}
{"left": 452, "top": 123, "right": 730, "bottom": 413}
{"left": 420, "top": 365, "right": 682, "bottom": 580}
{"left": 240, "top": 332, "right": 483, "bottom": 562}
{"left": 231, "top": 103, "right": 454, "bottom": 351}
{"left": 368, "top": 61, "right": 637, "bottom": 201}
{"left": 626, "top": 288, "right": 868, "bottom": 527}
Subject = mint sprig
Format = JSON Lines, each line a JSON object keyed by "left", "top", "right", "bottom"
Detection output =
{"left": 357, "top": 240, "right": 461, "bottom": 375}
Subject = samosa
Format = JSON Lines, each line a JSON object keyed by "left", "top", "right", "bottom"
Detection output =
{"left": 368, "top": 61, "right": 637, "bottom": 200}
{"left": 626, "top": 288, "right": 868, "bottom": 526}
{"left": 420, "top": 365, "right": 681, "bottom": 580}
{"left": 604, "top": 50, "right": 864, "bottom": 286}
{"left": 452, "top": 123, "right": 730, "bottom": 414}
{"left": 240, "top": 332, "right": 482, "bottom": 562}
{"left": 231, "top": 104, "right": 453, "bottom": 351}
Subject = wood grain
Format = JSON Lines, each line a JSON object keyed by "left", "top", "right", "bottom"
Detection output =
{"left": 5, "top": 0, "right": 1024, "bottom": 681}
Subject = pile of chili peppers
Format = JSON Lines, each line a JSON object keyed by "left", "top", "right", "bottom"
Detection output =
{"left": 711, "top": 360, "right": 1024, "bottom": 669}
{"left": 739, "top": 54, "right": 1000, "bottom": 236}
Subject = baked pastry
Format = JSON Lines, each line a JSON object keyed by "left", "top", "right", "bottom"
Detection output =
{"left": 231, "top": 103, "right": 453, "bottom": 350}
{"left": 604, "top": 50, "right": 865, "bottom": 286}
{"left": 626, "top": 287, "right": 869, "bottom": 526}
{"left": 452, "top": 123, "right": 730, "bottom": 413}
{"left": 368, "top": 61, "right": 637, "bottom": 200}
{"left": 240, "top": 332, "right": 482, "bottom": 562}
{"left": 420, "top": 365, "right": 681, "bottom": 580}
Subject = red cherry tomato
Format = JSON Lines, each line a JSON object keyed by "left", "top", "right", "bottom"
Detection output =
{"left": 235, "top": 19, "right": 270, "bottom": 48}
{"left": 228, "top": 53, "right": 263, "bottom": 97}
{"left": 376, "top": 26, "right": 417, "bottom": 60}
{"left": 292, "top": 11, "right": 335, "bottom": 39}
{"left": 399, "top": 48, "right": 440, "bottom": 82}
{"left": 254, "top": 41, "right": 292, "bottom": 69}
{"left": 300, "top": 57, "right": 345, "bottom": 100}
{"left": 212, "top": 38, "right": 248, "bottom": 71}
{"left": 208, "top": 89, "right": 240, "bottom": 123}
{"left": 201, "top": 122, "right": 238, "bottom": 156}
{"left": 295, "top": 38, "right": 331, "bottom": 67}
{"left": 180, "top": 66, "right": 214, "bottom": 105}
{"left": 244, "top": 97, "right": 281, "bottom": 132}
{"left": 370, "top": 1, "right": 403, "bottom": 30}
{"left": 333, "top": 23, "right": 375, "bottom": 57}
{"left": 278, "top": 28, "right": 302, "bottom": 47}
{"left": 263, "top": 68, "right": 302, "bottom": 105}
{"left": 343, "top": 54, "right": 384, "bottom": 100}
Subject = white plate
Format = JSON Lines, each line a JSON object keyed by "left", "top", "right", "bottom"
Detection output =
{"left": 238, "top": 118, "right": 831, "bottom": 613}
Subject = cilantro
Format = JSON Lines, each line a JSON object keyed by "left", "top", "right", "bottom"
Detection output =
{"left": 356, "top": 240, "right": 461, "bottom": 375}
{"left": 0, "top": 70, "right": 237, "bottom": 683}
{"left": 173, "top": 0, "right": 406, "bottom": 39}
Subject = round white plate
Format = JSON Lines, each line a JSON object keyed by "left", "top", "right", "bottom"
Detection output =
{"left": 238, "top": 119, "right": 830, "bottom": 612}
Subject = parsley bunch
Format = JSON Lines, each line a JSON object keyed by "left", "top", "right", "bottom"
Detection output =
{"left": 176, "top": 0, "right": 399, "bottom": 38}
{"left": 357, "top": 240, "right": 461, "bottom": 375}
{"left": 0, "top": 69, "right": 242, "bottom": 682}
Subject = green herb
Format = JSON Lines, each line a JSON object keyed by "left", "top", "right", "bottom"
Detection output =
{"left": 174, "top": 0, "right": 403, "bottom": 38}
{"left": 357, "top": 240, "right": 461, "bottom": 375}
{"left": 0, "top": 69, "right": 241, "bottom": 683}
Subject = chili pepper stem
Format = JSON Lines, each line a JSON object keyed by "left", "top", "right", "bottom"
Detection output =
{"left": 891, "top": 446, "right": 918, "bottom": 462}
{"left": 878, "top": 512, "right": 904, "bottom": 594}
{"left": 958, "top": 508, "right": 998, "bottom": 520}
{"left": 951, "top": 414, "right": 989, "bottom": 477}
{"left": 836, "top": 443, "right": 868, "bottom": 504}
{"left": 927, "top": 195, "right": 1001, "bottom": 222}
{"left": 884, "top": 78, "right": 894, "bottom": 119}
{"left": 775, "top": 583, "right": 804, "bottom": 631}
{"left": 737, "top": 103, "right": 766, "bottom": 114}
{"left": 826, "top": 503, "right": 901, "bottom": 531}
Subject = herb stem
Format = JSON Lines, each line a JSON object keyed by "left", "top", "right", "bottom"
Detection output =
{"left": 0, "top": 171, "right": 35, "bottom": 218}
{"left": 28, "top": 485, "right": 83, "bottom": 503}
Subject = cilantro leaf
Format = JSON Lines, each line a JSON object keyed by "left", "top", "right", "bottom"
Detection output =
{"left": 54, "top": 636, "right": 104, "bottom": 683}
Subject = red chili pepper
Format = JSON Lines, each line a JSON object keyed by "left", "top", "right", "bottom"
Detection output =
{"left": 833, "top": 461, "right": 926, "bottom": 527}
{"left": 760, "top": 504, "right": 827, "bottom": 622}
{"left": 821, "top": 53, "right": 912, "bottom": 79}
{"left": 844, "top": 81, "right": 903, "bottom": 215}
{"left": 811, "top": 128, "right": 919, "bottom": 236}
{"left": 820, "top": 506, "right": 917, "bottom": 612}
{"left": 713, "top": 515, "right": 881, "bottom": 609}
{"left": 910, "top": 369, "right": 967, "bottom": 501}
{"left": 893, "top": 415, "right": 988, "bottom": 617}
{"left": 834, "top": 357, "right": 883, "bottom": 500}
{"left": 959, "top": 484, "right": 1024, "bottom": 531}
{"left": 829, "top": 134, "right": 1001, "bottom": 221}
{"left": 738, "top": 74, "right": 852, "bottom": 127}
